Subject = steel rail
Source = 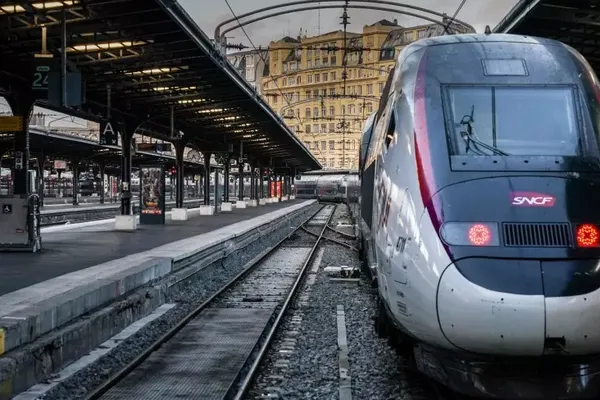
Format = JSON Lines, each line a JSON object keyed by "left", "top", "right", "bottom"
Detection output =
{"left": 84, "top": 203, "right": 326, "bottom": 400}
{"left": 301, "top": 225, "right": 357, "bottom": 251}
{"left": 232, "top": 205, "right": 337, "bottom": 400}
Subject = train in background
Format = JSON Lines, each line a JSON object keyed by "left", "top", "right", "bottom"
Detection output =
{"left": 353, "top": 32, "right": 600, "bottom": 399}
{"left": 294, "top": 170, "right": 359, "bottom": 202}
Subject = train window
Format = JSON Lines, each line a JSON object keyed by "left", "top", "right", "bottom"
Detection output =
{"left": 384, "top": 109, "right": 396, "bottom": 149}
{"left": 446, "top": 85, "right": 580, "bottom": 157}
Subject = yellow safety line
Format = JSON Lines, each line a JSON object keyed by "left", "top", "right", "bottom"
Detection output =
{"left": 0, "top": 328, "right": 4, "bottom": 355}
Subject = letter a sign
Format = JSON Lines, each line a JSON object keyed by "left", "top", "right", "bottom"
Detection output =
{"left": 99, "top": 120, "right": 119, "bottom": 146}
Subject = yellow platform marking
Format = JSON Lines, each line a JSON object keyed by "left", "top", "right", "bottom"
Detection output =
{"left": 0, "top": 328, "right": 4, "bottom": 355}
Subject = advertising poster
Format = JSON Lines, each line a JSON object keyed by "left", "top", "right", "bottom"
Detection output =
{"left": 140, "top": 166, "right": 165, "bottom": 224}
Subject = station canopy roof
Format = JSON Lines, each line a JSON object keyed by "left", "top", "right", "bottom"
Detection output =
{"left": 0, "top": 0, "right": 321, "bottom": 171}
{"left": 494, "top": 0, "right": 600, "bottom": 72}
{"left": 19, "top": 128, "right": 210, "bottom": 171}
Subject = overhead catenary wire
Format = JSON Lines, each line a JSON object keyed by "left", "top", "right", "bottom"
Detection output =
{"left": 223, "top": 0, "right": 325, "bottom": 158}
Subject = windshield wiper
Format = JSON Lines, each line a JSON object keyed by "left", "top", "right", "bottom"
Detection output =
{"left": 460, "top": 105, "right": 510, "bottom": 156}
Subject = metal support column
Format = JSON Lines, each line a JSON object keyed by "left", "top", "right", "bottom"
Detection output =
{"left": 203, "top": 152, "right": 211, "bottom": 205}
{"left": 214, "top": 168, "right": 219, "bottom": 214}
{"left": 11, "top": 97, "right": 34, "bottom": 196}
{"left": 37, "top": 153, "right": 45, "bottom": 207}
{"left": 249, "top": 163, "right": 255, "bottom": 200}
{"left": 238, "top": 162, "right": 244, "bottom": 201}
{"left": 258, "top": 164, "right": 264, "bottom": 199}
{"left": 71, "top": 160, "right": 79, "bottom": 206}
{"left": 223, "top": 157, "right": 230, "bottom": 202}
{"left": 278, "top": 176, "right": 283, "bottom": 200}
{"left": 175, "top": 141, "right": 185, "bottom": 208}
{"left": 120, "top": 127, "right": 132, "bottom": 215}
{"left": 267, "top": 170, "right": 272, "bottom": 198}
{"left": 99, "top": 163, "right": 105, "bottom": 204}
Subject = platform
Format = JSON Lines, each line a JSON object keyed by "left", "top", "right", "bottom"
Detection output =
{"left": 0, "top": 199, "right": 306, "bottom": 297}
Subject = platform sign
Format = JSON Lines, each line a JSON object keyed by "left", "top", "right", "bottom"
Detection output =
{"left": 99, "top": 120, "right": 119, "bottom": 146}
{"left": 139, "top": 165, "right": 165, "bottom": 225}
{"left": 0, "top": 116, "right": 23, "bottom": 132}
{"left": 32, "top": 59, "right": 51, "bottom": 92}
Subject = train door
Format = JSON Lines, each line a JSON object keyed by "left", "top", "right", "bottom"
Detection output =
{"left": 373, "top": 94, "right": 397, "bottom": 306}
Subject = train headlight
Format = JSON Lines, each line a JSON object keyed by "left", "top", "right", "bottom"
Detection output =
{"left": 440, "top": 222, "right": 500, "bottom": 247}
{"left": 576, "top": 224, "right": 600, "bottom": 247}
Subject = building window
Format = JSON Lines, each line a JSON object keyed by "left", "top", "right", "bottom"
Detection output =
{"left": 323, "top": 57, "right": 329, "bottom": 65}
{"left": 305, "top": 90, "right": 311, "bottom": 99}
{"left": 367, "top": 84, "right": 373, "bottom": 95}
{"left": 289, "top": 77, "right": 296, "bottom": 85}
{"left": 320, "top": 89, "right": 326, "bottom": 97}
{"left": 321, "top": 140, "right": 326, "bottom": 150}
{"left": 404, "top": 31, "right": 413, "bottom": 41}
{"left": 315, "top": 74, "right": 320, "bottom": 83}
{"left": 322, "top": 73, "right": 328, "bottom": 82}
{"left": 321, "top": 124, "right": 327, "bottom": 133}
{"left": 348, "top": 104, "right": 355, "bottom": 114}
{"left": 283, "top": 64, "right": 288, "bottom": 73}
{"left": 313, "top": 107, "right": 319, "bottom": 117}
{"left": 419, "top": 30, "right": 427, "bottom": 38}
{"left": 283, "top": 78, "right": 287, "bottom": 86}
{"left": 367, "top": 102, "right": 373, "bottom": 113}
{"left": 272, "top": 95, "right": 278, "bottom": 104}
{"left": 357, "top": 85, "right": 362, "bottom": 95}
{"left": 245, "top": 68, "right": 254, "bottom": 81}
{"left": 330, "top": 55, "right": 336, "bottom": 65}
{"left": 329, "top": 88, "right": 335, "bottom": 97}
{"left": 329, "top": 123, "right": 335, "bottom": 133}
{"left": 305, "top": 125, "right": 311, "bottom": 134}
{"left": 297, "top": 76, "right": 302, "bottom": 84}
{"left": 330, "top": 71, "right": 336, "bottom": 80}
{"left": 313, "top": 124, "right": 319, "bottom": 133}
{"left": 307, "top": 60, "right": 313, "bottom": 68}
{"left": 307, "top": 47, "right": 313, "bottom": 57}
{"left": 312, "top": 90, "right": 318, "bottom": 98}
{"left": 305, "top": 108, "right": 311, "bottom": 118}
{"left": 329, "top": 106, "right": 335, "bottom": 116}
{"left": 379, "top": 83, "right": 384, "bottom": 93}
{"left": 306, "top": 141, "right": 311, "bottom": 149}
{"left": 329, "top": 140, "right": 335, "bottom": 150}
{"left": 308, "top": 75, "right": 313, "bottom": 83}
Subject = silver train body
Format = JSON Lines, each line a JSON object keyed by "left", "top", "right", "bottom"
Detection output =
{"left": 353, "top": 33, "right": 600, "bottom": 399}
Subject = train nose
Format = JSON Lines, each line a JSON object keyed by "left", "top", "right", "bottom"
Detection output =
{"left": 437, "top": 262, "right": 546, "bottom": 355}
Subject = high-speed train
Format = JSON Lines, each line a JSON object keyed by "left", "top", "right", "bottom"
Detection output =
{"left": 294, "top": 171, "right": 358, "bottom": 202}
{"left": 356, "top": 32, "right": 600, "bottom": 399}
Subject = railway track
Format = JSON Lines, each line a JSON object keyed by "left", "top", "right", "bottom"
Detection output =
{"left": 84, "top": 204, "right": 336, "bottom": 400}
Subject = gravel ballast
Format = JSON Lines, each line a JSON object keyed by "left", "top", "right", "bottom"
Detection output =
{"left": 249, "top": 203, "right": 428, "bottom": 400}
{"left": 36, "top": 205, "right": 318, "bottom": 400}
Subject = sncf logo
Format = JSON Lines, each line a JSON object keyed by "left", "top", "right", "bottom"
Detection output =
{"left": 511, "top": 192, "right": 556, "bottom": 207}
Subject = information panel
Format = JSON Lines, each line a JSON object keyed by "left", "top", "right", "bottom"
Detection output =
{"left": 139, "top": 165, "right": 165, "bottom": 225}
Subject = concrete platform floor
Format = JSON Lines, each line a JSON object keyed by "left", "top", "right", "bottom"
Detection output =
{"left": 0, "top": 199, "right": 300, "bottom": 296}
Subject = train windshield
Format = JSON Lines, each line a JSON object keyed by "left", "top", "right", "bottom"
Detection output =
{"left": 446, "top": 85, "right": 581, "bottom": 157}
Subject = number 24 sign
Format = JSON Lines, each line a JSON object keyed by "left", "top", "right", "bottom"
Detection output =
{"left": 33, "top": 65, "right": 50, "bottom": 90}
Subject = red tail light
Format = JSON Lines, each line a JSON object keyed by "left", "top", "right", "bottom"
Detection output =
{"left": 440, "top": 222, "right": 499, "bottom": 247}
{"left": 576, "top": 224, "right": 600, "bottom": 247}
